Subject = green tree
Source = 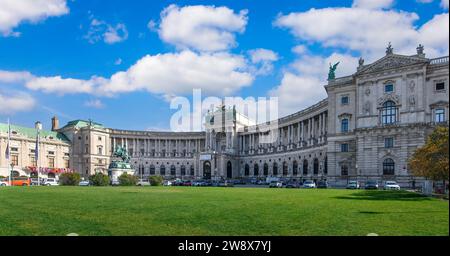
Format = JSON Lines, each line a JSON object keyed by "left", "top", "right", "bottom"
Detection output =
{"left": 118, "top": 173, "right": 138, "bottom": 186}
{"left": 89, "top": 173, "right": 110, "bottom": 186}
{"left": 149, "top": 175, "right": 164, "bottom": 186}
{"left": 409, "top": 126, "right": 449, "bottom": 184}
{"left": 59, "top": 172, "right": 81, "bottom": 186}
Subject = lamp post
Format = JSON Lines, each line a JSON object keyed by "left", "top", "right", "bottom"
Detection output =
{"left": 10, "top": 163, "right": 14, "bottom": 186}
{"left": 35, "top": 121, "right": 42, "bottom": 186}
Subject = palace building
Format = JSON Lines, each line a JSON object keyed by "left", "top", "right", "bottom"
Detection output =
{"left": 0, "top": 46, "right": 448, "bottom": 187}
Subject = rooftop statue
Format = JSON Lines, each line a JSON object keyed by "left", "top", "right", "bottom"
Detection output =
{"left": 328, "top": 61, "right": 340, "bottom": 80}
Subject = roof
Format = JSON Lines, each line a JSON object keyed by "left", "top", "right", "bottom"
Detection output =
{"left": 60, "top": 119, "right": 104, "bottom": 129}
{"left": 0, "top": 123, "right": 69, "bottom": 142}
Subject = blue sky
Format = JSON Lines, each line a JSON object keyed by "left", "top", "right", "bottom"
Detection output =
{"left": 0, "top": 0, "right": 448, "bottom": 131}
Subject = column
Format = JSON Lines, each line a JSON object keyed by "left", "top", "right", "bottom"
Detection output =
{"left": 301, "top": 121, "right": 304, "bottom": 146}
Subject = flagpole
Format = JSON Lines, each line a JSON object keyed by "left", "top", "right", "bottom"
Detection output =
{"left": 6, "top": 118, "right": 11, "bottom": 186}
{"left": 35, "top": 122, "right": 42, "bottom": 187}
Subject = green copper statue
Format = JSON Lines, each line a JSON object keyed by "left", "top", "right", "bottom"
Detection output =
{"left": 328, "top": 62, "right": 340, "bottom": 80}
{"left": 113, "top": 146, "right": 130, "bottom": 163}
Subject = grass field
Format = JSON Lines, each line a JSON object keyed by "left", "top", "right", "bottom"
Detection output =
{"left": 0, "top": 186, "right": 448, "bottom": 236}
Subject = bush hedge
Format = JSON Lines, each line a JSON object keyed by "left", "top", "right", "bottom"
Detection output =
{"left": 118, "top": 173, "right": 138, "bottom": 186}
{"left": 59, "top": 172, "right": 81, "bottom": 186}
{"left": 149, "top": 175, "right": 164, "bottom": 186}
{"left": 89, "top": 173, "right": 110, "bottom": 186}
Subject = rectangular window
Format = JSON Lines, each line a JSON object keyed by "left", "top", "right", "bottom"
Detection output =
{"left": 64, "top": 159, "right": 69, "bottom": 169}
{"left": 435, "top": 109, "right": 445, "bottom": 122}
{"left": 341, "top": 143, "right": 349, "bottom": 152}
{"left": 98, "top": 147, "right": 103, "bottom": 155}
{"left": 48, "top": 157, "right": 55, "bottom": 168}
{"left": 341, "top": 165, "right": 348, "bottom": 176}
{"left": 384, "top": 137, "right": 394, "bottom": 148}
{"left": 435, "top": 82, "right": 445, "bottom": 91}
{"left": 30, "top": 156, "right": 37, "bottom": 167}
{"left": 98, "top": 136, "right": 102, "bottom": 141}
{"left": 11, "top": 155, "right": 19, "bottom": 166}
{"left": 385, "top": 84, "right": 394, "bottom": 93}
{"left": 341, "top": 96, "right": 349, "bottom": 105}
{"left": 48, "top": 151, "right": 55, "bottom": 155}
{"left": 85, "top": 145, "right": 89, "bottom": 154}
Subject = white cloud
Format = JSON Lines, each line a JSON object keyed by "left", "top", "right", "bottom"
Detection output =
{"left": 114, "top": 58, "right": 122, "bottom": 65}
{"left": 0, "top": 91, "right": 36, "bottom": 114}
{"left": 0, "top": 0, "right": 69, "bottom": 36}
{"left": 97, "top": 50, "right": 254, "bottom": 97}
{"left": 352, "top": 0, "right": 395, "bottom": 9}
{"left": 84, "top": 99, "right": 104, "bottom": 109}
{"left": 248, "top": 48, "right": 279, "bottom": 75}
{"left": 0, "top": 70, "right": 33, "bottom": 83}
{"left": 274, "top": 7, "right": 449, "bottom": 60}
{"left": 25, "top": 76, "right": 98, "bottom": 95}
{"left": 158, "top": 4, "right": 248, "bottom": 52}
{"left": 270, "top": 53, "right": 359, "bottom": 116}
{"left": 441, "top": 0, "right": 449, "bottom": 9}
{"left": 84, "top": 17, "right": 128, "bottom": 44}
{"left": 292, "top": 45, "right": 308, "bottom": 55}
{"left": 416, "top": 0, "right": 434, "bottom": 3}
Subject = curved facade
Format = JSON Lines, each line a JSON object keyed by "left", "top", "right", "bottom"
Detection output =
{"left": 2, "top": 48, "right": 447, "bottom": 188}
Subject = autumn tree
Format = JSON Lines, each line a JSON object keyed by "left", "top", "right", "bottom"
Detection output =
{"left": 409, "top": 126, "right": 449, "bottom": 183}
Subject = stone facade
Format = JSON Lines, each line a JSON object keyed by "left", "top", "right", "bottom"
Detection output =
{"left": 1, "top": 47, "right": 448, "bottom": 188}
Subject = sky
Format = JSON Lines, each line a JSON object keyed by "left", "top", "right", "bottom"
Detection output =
{"left": 0, "top": 0, "right": 448, "bottom": 131}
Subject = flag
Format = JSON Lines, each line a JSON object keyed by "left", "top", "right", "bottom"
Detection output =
{"left": 35, "top": 129, "right": 40, "bottom": 162}
{"left": 5, "top": 119, "right": 10, "bottom": 160}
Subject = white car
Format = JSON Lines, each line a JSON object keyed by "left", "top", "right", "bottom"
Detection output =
{"left": 79, "top": 180, "right": 90, "bottom": 186}
{"left": 137, "top": 179, "right": 150, "bottom": 186}
{"left": 384, "top": 181, "right": 401, "bottom": 190}
{"left": 163, "top": 180, "right": 172, "bottom": 186}
{"left": 43, "top": 178, "right": 59, "bottom": 186}
{"left": 346, "top": 181, "right": 360, "bottom": 189}
{"left": 302, "top": 180, "right": 316, "bottom": 188}
{"left": 0, "top": 180, "right": 9, "bottom": 186}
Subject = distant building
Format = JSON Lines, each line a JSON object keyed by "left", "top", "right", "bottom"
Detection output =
{"left": 1, "top": 46, "right": 448, "bottom": 188}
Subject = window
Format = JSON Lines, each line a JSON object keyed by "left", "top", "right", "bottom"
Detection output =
{"left": 30, "top": 156, "right": 37, "bottom": 167}
{"left": 98, "top": 136, "right": 102, "bottom": 141}
{"left": 341, "top": 96, "right": 349, "bottom": 105}
{"left": 384, "top": 137, "right": 394, "bottom": 148}
{"left": 341, "top": 143, "right": 349, "bottom": 152}
{"left": 64, "top": 159, "right": 69, "bottom": 169}
{"left": 48, "top": 157, "right": 55, "bottom": 168}
{"left": 341, "top": 118, "right": 349, "bottom": 132}
{"left": 11, "top": 155, "right": 19, "bottom": 166}
{"left": 383, "top": 158, "right": 395, "bottom": 175}
{"left": 435, "top": 109, "right": 445, "bottom": 122}
{"left": 97, "top": 146, "right": 103, "bottom": 155}
{"left": 435, "top": 82, "right": 445, "bottom": 91}
{"left": 341, "top": 165, "right": 348, "bottom": 176}
{"left": 381, "top": 101, "right": 397, "bottom": 124}
{"left": 85, "top": 144, "right": 89, "bottom": 154}
{"left": 385, "top": 84, "right": 394, "bottom": 93}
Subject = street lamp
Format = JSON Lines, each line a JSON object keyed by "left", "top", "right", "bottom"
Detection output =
{"left": 10, "top": 163, "right": 14, "bottom": 186}
{"left": 35, "top": 121, "right": 42, "bottom": 186}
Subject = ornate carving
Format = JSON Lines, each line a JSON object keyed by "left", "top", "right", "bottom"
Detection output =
{"left": 409, "top": 95, "right": 415, "bottom": 107}
{"left": 365, "top": 88, "right": 371, "bottom": 96}
{"left": 409, "top": 80, "right": 415, "bottom": 92}
{"left": 363, "top": 101, "right": 371, "bottom": 114}
{"left": 377, "top": 93, "right": 400, "bottom": 106}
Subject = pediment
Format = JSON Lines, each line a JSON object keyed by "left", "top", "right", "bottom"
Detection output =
{"left": 357, "top": 54, "right": 428, "bottom": 75}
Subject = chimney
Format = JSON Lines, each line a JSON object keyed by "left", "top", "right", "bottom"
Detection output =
{"left": 51, "top": 116, "right": 59, "bottom": 131}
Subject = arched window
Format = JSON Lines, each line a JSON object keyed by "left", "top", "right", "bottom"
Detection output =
{"left": 282, "top": 162, "right": 288, "bottom": 176}
{"left": 383, "top": 158, "right": 395, "bottom": 175}
{"left": 273, "top": 162, "right": 278, "bottom": 176}
{"left": 170, "top": 165, "right": 176, "bottom": 176}
{"left": 160, "top": 165, "right": 166, "bottom": 176}
{"left": 341, "top": 118, "right": 349, "bottom": 132}
{"left": 303, "top": 160, "right": 308, "bottom": 175}
{"left": 190, "top": 165, "right": 195, "bottom": 176}
{"left": 244, "top": 164, "right": 250, "bottom": 176}
{"left": 150, "top": 165, "right": 155, "bottom": 175}
{"left": 263, "top": 163, "right": 269, "bottom": 176}
{"left": 382, "top": 101, "right": 397, "bottom": 125}
{"left": 324, "top": 157, "right": 328, "bottom": 174}
{"left": 254, "top": 164, "right": 259, "bottom": 176}
{"left": 313, "top": 158, "right": 319, "bottom": 175}
{"left": 293, "top": 161, "right": 298, "bottom": 176}
{"left": 180, "top": 165, "right": 186, "bottom": 176}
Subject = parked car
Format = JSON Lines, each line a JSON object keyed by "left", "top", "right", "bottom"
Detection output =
{"left": 6, "top": 176, "right": 30, "bottom": 186}
{"left": 78, "top": 180, "right": 90, "bottom": 186}
{"left": 0, "top": 179, "right": 9, "bottom": 186}
{"left": 365, "top": 180, "right": 379, "bottom": 189}
{"left": 384, "top": 181, "right": 400, "bottom": 190}
{"left": 137, "top": 179, "right": 151, "bottom": 186}
{"left": 163, "top": 180, "right": 172, "bottom": 186}
{"left": 317, "top": 181, "right": 329, "bottom": 188}
{"left": 42, "top": 178, "right": 59, "bottom": 186}
{"left": 346, "top": 181, "right": 360, "bottom": 189}
{"left": 302, "top": 180, "right": 316, "bottom": 188}
{"left": 285, "top": 182, "right": 299, "bottom": 188}
{"left": 182, "top": 180, "right": 192, "bottom": 186}
{"left": 269, "top": 181, "right": 280, "bottom": 188}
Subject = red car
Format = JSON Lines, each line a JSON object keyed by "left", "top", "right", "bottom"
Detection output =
{"left": 182, "top": 181, "right": 192, "bottom": 186}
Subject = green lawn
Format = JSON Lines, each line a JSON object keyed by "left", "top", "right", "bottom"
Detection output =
{"left": 0, "top": 186, "right": 448, "bottom": 236}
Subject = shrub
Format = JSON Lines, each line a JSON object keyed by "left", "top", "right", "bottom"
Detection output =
{"left": 118, "top": 173, "right": 138, "bottom": 186}
{"left": 59, "top": 172, "right": 81, "bottom": 186}
{"left": 89, "top": 173, "right": 110, "bottom": 186}
{"left": 149, "top": 175, "right": 163, "bottom": 186}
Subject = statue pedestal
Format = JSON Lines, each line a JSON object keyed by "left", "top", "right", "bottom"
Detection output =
{"left": 108, "top": 161, "right": 136, "bottom": 185}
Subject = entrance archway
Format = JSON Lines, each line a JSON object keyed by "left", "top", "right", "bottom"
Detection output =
{"left": 227, "top": 161, "right": 232, "bottom": 179}
{"left": 203, "top": 161, "right": 212, "bottom": 180}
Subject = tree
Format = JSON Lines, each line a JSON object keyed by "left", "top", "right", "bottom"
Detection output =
{"left": 59, "top": 172, "right": 81, "bottom": 186}
{"left": 149, "top": 175, "right": 164, "bottom": 186}
{"left": 118, "top": 173, "right": 138, "bottom": 186}
{"left": 409, "top": 126, "right": 449, "bottom": 184}
{"left": 89, "top": 173, "right": 110, "bottom": 186}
